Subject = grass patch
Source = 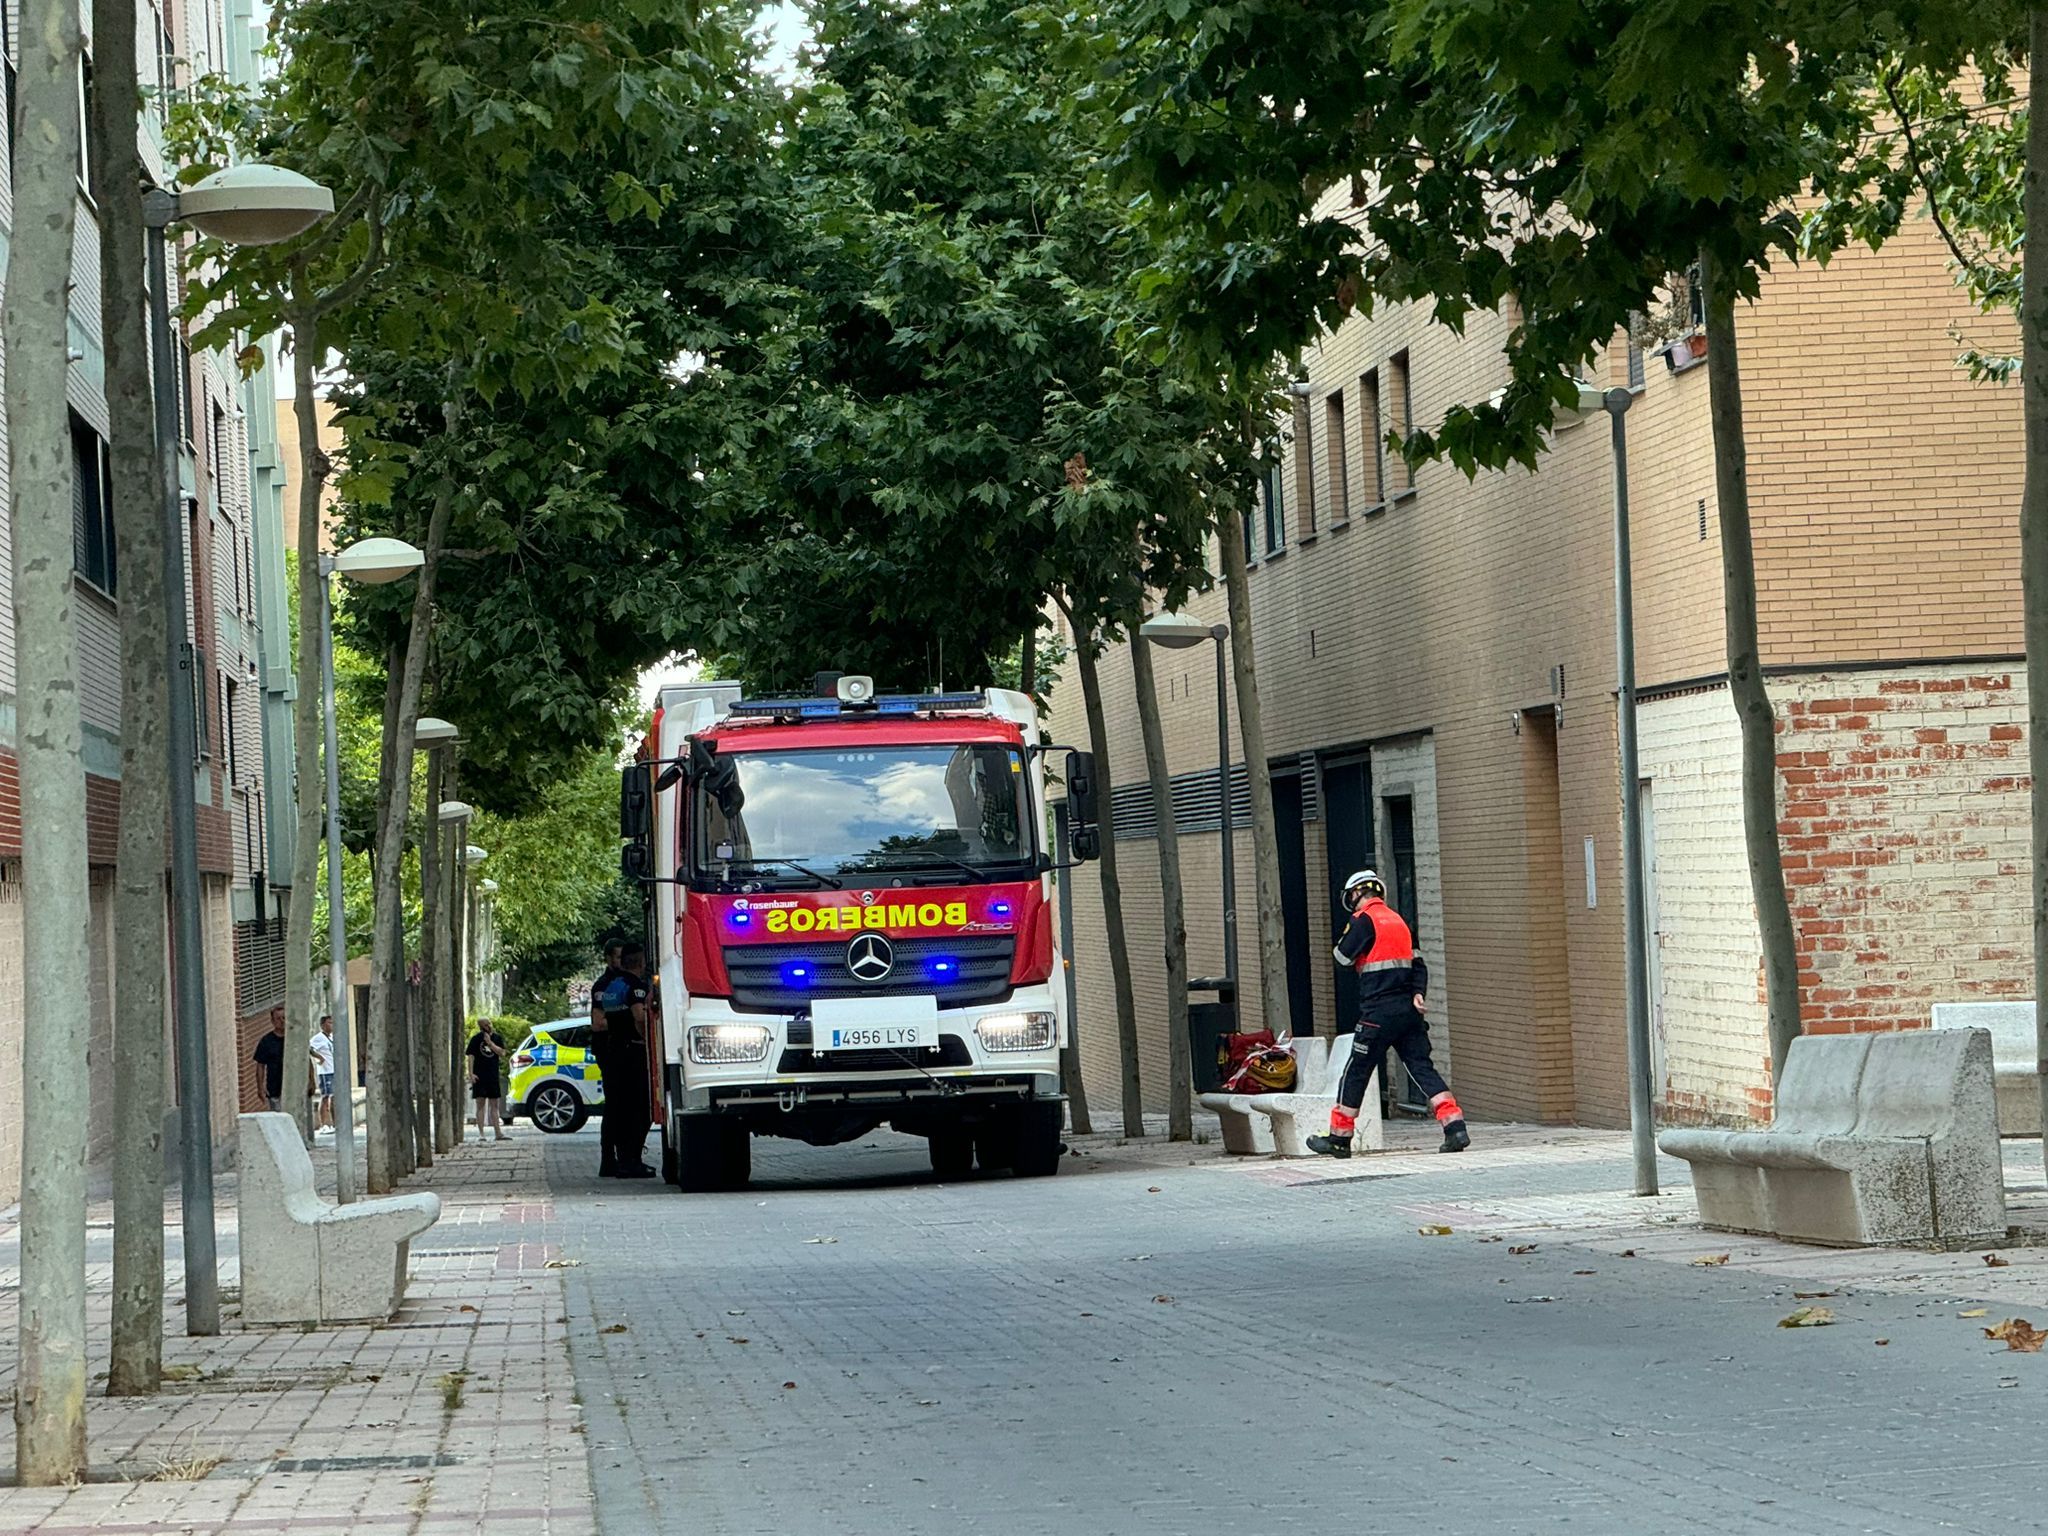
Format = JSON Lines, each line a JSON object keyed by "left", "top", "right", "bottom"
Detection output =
{"left": 149, "top": 1451, "right": 224, "bottom": 1483}
{"left": 437, "top": 1371, "right": 468, "bottom": 1414}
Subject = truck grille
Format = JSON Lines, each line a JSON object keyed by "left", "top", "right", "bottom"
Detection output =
{"left": 722, "top": 934, "right": 1015, "bottom": 1013}
{"left": 774, "top": 1032, "right": 975, "bottom": 1074}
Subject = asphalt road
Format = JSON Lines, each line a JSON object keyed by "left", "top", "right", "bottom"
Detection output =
{"left": 545, "top": 1123, "right": 2048, "bottom": 1536}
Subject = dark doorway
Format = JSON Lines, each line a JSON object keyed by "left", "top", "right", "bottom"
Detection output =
{"left": 1271, "top": 771, "right": 1314, "bottom": 1036}
{"left": 1319, "top": 755, "right": 1373, "bottom": 1028}
{"left": 1385, "top": 795, "right": 1419, "bottom": 941}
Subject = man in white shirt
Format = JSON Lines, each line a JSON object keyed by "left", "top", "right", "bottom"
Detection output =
{"left": 310, "top": 1017, "right": 337, "bottom": 1134}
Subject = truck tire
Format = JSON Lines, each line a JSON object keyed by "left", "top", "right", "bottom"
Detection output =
{"left": 928, "top": 1127, "right": 974, "bottom": 1181}
{"left": 1010, "top": 1103, "right": 1064, "bottom": 1178}
{"left": 676, "top": 1115, "right": 751, "bottom": 1192}
{"left": 973, "top": 1127, "right": 1013, "bottom": 1173}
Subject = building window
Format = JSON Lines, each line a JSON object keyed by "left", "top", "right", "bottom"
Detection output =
{"left": 178, "top": 336, "right": 195, "bottom": 445}
{"left": 2, "top": 3, "right": 16, "bottom": 177}
{"left": 1626, "top": 325, "right": 1646, "bottom": 392}
{"left": 75, "top": 53, "right": 93, "bottom": 191}
{"left": 70, "top": 411, "right": 116, "bottom": 595}
{"left": 1324, "top": 390, "right": 1349, "bottom": 524}
{"left": 1388, "top": 349, "right": 1414, "bottom": 495}
{"left": 1290, "top": 395, "right": 1315, "bottom": 537}
{"left": 154, "top": 7, "right": 175, "bottom": 124}
{"left": 1241, "top": 508, "right": 1255, "bottom": 566}
{"left": 1359, "top": 369, "right": 1384, "bottom": 506}
{"left": 223, "top": 677, "right": 239, "bottom": 783}
{"left": 1262, "top": 465, "right": 1285, "bottom": 555}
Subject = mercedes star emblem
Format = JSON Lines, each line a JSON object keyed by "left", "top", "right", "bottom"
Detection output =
{"left": 846, "top": 931, "right": 894, "bottom": 981}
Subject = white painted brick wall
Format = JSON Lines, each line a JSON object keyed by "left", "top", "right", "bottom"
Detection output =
{"left": 1637, "top": 689, "right": 1771, "bottom": 1125}
{"left": 1370, "top": 734, "right": 1449, "bottom": 1077}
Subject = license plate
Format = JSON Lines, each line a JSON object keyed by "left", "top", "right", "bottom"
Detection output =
{"left": 810, "top": 997, "right": 939, "bottom": 1053}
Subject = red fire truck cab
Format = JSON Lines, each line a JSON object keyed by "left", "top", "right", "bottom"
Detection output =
{"left": 620, "top": 674, "right": 1101, "bottom": 1190}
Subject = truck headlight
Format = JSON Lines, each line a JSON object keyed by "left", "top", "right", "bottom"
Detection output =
{"left": 688, "top": 1024, "right": 773, "bottom": 1064}
{"left": 974, "top": 1011, "right": 1056, "bottom": 1053}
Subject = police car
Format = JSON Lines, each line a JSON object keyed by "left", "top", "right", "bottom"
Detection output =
{"left": 507, "top": 1019, "right": 607, "bottom": 1133}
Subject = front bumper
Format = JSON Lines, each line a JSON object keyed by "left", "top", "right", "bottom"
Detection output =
{"left": 670, "top": 990, "right": 1063, "bottom": 1112}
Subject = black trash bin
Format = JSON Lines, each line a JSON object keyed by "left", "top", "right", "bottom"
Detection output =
{"left": 1186, "top": 977, "right": 1238, "bottom": 1094}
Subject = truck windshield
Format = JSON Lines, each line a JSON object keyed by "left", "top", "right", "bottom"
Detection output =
{"left": 695, "top": 744, "right": 1031, "bottom": 880}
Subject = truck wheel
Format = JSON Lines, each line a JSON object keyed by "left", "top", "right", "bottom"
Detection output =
{"left": 973, "top": 1127, "right": 1013, "bottom": 1173}
{"left": 676, "top": 1116, "right": 750, "bottom": 1192}
{"left": 928, "top": 1128, "right": 974, "bottom": 1181}
{"left": 1010, "top": 1104, "right": 1064, "bottom": 1178}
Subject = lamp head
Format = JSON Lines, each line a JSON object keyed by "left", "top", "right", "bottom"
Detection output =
{"left": 177, "top": 164, "right": 335, "bottom": 245}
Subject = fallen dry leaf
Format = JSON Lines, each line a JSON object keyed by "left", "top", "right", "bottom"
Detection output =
{"left": 804, "top": 1236, "right": 840, "bottom": 1245}
{"left": 1477, "top": 1236, "right": 1503, "bottom": 1244}
{"left": 1691, "top": 1254, "right": 1731, "bottom": 1268}
{"left": 1985, "top": 1253, "right": 2011, "bottom": 1268}
{"left": 1792, "top": 1290, "right": 1837, "bottom": 1300}
{"left": 1874, "top": 1338, "right": 1890, "bottom": 1346}
{"left": 600, "top": 1323, "right": 628, "bottom": 1335}
{"left": 1509, "top": 1244, "right": 1539, "bottom": 1256}
{"left": 1418, "top": 1225, "right": 1453, "bottom": 1237}
{"left": 1961, "top": 1308, "right": 1990, "bottom": 1319}
{"left": 1779, "top": 1306, "right": 1835, "bottom": 1329}
{"left": 1147, "top": 1186, "right": 1162, "bottom": 1194}
{"left": 543, "top": 1259, "right": 582, "bottom": 1269}
{"left": 782, "top": 1381, "right": 798, "bottom": 1390}
{"left": 1573, "top": 1269, "right": 1597, "bottom": 1276}
{"left": 458, "top": 1304, "right": 479, "bottom": 1314}
{"left": 1984, "top": 1318, "right": 2047, "bottom": 1352}
{"left": 1152, "top": 1295, "right": 1175, "bottom": 1305}
{"left": 1619, "top": 1249, "right": 1637, "bottom": 1258}
{"left": 729, "top": 1337, "right": 750, "bottom": 1345}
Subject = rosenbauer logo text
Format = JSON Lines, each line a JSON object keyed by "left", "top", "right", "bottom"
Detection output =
{"left": 761, "top": 901, "right": 971, "bottom": 934}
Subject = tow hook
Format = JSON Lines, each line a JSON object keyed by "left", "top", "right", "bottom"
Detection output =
{"left": 777, "top": 1088, "right": 805, "bottom": 1113}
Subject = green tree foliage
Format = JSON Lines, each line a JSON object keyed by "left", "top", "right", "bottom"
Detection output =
{"left": 706, "top": 0, "right": 1260, "bottom": 691}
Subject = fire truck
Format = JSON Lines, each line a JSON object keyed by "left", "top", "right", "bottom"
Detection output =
{"left": 619, "top": 674, "right": 1101, "bottom": 1190}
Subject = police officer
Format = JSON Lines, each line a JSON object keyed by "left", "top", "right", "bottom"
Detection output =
{"left": 591, "top": 941, "right": 655, "bottom": 1178}
{"left": 1309, "top": 870, "right": 1469, "bottom": 1157}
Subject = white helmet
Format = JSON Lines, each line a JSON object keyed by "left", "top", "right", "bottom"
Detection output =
{"left": 1343, "top": 869, "right": 1386, "bottom": 902}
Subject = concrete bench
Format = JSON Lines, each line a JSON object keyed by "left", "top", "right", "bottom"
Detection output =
{"left": 1247, "top": 1030, "right": 1386, "bottom": 1157}
{"left": 1659, "top": 1029, "right": 2006, "bottom": 1248}
{"left": 1931, "top": 1002, "right": 2038, "bottom": 1136}
{"left": 238, "top": 1113, "right": 442, "bottom": 1326}
{"left": 1198, "top": 1038, "right": 1331, "bottom": 1155}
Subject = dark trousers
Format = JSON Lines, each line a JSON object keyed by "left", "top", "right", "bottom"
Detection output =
{"left": 1337, "top": 1008, "right": 1451, "bottom": 1114}
{"left": 599, "top": 1046, "right": 652, "bottom": 1170}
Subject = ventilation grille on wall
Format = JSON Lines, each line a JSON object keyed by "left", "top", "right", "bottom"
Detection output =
{"left": 1106, "top": 754, "right": 1321, "bottom": 843}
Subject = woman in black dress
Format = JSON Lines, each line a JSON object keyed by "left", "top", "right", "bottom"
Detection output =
{"left": 466, "top": 1020, "right": 510, "bottom": 1143}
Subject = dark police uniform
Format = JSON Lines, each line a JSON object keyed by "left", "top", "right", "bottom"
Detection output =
{"left": 593, "top": 966, "right": 654, "bottom": 1175}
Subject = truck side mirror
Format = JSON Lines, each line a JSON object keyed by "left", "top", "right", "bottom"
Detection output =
{"left": 620, "top": 765, "right": 651, "bottom": 840}
{"left": 1072, "top": 826, "right": 1101, "bottom": 862}
{"left": 1065, "top": 750, "right": 1098, "bottom": 826}
{"left": 621, "top": 843, "right": 651, "bottom": 881}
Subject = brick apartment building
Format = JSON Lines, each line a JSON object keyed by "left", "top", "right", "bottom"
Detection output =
{"left": 1048, "top": 210, "right": 2026, "bottom": 1130}
{"left": 0, "top": 0, "right": 296, "bottom": 1204}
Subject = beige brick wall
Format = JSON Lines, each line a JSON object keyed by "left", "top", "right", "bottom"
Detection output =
{"left": 1048, "top": 205, "right": 2027, "bottom": 1132}
{"left": 1744, "top": 223, "right": 2023, "bottom": 668}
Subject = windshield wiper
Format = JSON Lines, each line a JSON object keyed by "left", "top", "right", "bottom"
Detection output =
{"left": 848, "top": 850, "right": 1010, "bottom": 883}
{"left": 733, "top": 856, "right": 844, "bottom": 890}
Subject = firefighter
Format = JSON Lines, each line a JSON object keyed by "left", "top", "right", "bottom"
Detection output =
{"left": 591, "top": 940, "right": 655, "bottom": 1178}
{"left": 1308, "top": 869, "right": 1470, "bottom": 1157}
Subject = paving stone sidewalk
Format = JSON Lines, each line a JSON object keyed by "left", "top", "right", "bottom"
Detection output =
{"left": 0, "top": 1128, "right": 591, "bottom": 1535}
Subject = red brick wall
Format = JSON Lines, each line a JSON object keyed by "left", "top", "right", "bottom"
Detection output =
{"left": 0, "top": 750, "right": 234, "bottom": 875}
{"left": 1776, "top": 668, "right": 2030, "bottom": 1037}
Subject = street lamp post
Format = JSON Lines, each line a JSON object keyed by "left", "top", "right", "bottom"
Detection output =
{"left": 142, "top": 162, "right": 334, "bottom": 1333}
{"left": 319, "top": 537, "right": 425, "bottom": 1202}
{"left": 1576, "top": 382, "right": 1658, "bottom": 1198}
{"left": 439, "top": 800, "right": 474, "bottom": 1131}
{"left": 415, "top": 720, "right": 458, "bottom": 1154}
{"left": 1140, "top": 613, "right": 1237, "bottom": 1006}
